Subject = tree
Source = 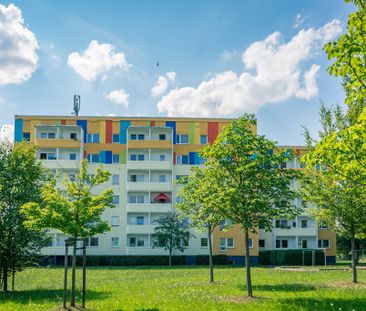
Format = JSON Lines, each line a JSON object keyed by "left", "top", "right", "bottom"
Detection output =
{"left": 301, "top": 108, "right": 366, "bottom": 283}
{"left": 21, "top": 160, "right": 113, "bottom": 307}
{"left": 201, "top": 114, "right": 300, "bottom": 297}
{"left": 324, "top": 0, "right": 366, "bottom": 124}
{"left": 0, "top": 142, "right": 47, "bottom": 292}
{"left": 178, "top": 166, "right": 225, "bottom": 283}
{"left": 152, "top": 213, "right": 193, "bottom": 267}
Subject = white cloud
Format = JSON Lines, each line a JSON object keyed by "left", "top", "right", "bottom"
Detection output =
{"left": 105, "top": 89, "right": 129, "bottom": 108}
{"left": 0, "top": 124, "right": 14, "bottom": 142}
{"left": 294, "top": 14, "right": 305, "bottom": 28}
{"left": 157, "top": 20, "right": 342, "bottom": 117}
{"left": 67, "top": 40, "right": 131, "bottom": 81}
{"left": 220, "top": 49, "right": 238, "bottom": 60}
{"left": 0, "top": 4, "right": 38, "bottom": 84}
{"left": 151, "top": 71, "right": 177, "bottom": 96}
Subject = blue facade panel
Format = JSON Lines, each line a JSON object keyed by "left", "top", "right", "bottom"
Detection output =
{"left": 120, "top": 121, "right": 130, "bottom": 144}
{"left": 165, "top": 121, "right": 176, "bottom": 144}
{"left": 14, "top": 119, "right": 23, "bottom": 142}
{"left": 189, "top": 152, "right": 200, "bottom": 165}
{"left": 99, "top": 151, "right": 106, "bottom": 163}
{"left": 105, "top": 151, "right": 112, "bottom": 164}
{"left": 76, "top": 120, "right": 87, "bottom": 143}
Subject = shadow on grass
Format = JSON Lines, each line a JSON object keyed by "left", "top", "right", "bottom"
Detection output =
{"left": 0, "top": 289, "right": 110, "bottom": 305}
{"left": 275, "top": 297, "right": 366, "bottom": 311}
{"left": 237, "top": 283, "right": 317, "bottom": 292}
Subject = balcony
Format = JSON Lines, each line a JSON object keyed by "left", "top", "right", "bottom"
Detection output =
{"left": 127, "top": 160, "right": 172, "bottom": 170}
{"left": 273, "top": 227, "right": 317, "bottom": 237}
{"left": 126, "top": 225, "right": 156, "bottom": 234}
{"left": 126, "top": 203, "right": 173, "bottom": 213}
{"left": 127, "top": 182, "right": 172, "bottom": 192}
{"left": 37, "top": 138, "right": 81, "bottom": 149}
{"left": 128, "top": 140, "right": 171, "bottom": 149}
{"left": 40, "top": 159, "right": 80, "bottom": 170}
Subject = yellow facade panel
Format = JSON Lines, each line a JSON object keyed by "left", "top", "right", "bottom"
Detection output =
{"left": 36, "top": 139, "right": 81, "bottom": 149}
{"left": 84, "top": 143, "right": 125, "bottom": 153}
{"left": 318, "top": 229, "right": 337, "bottom": 256}
{"left": 128, "top": 140, "right": 171, "bottom": 149}
{"left": 100, "top": 120, "right": 106, "bottom": 144}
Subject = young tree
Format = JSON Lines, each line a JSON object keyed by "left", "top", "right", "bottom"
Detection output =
{"left": 21, "top": 160, "right": 113, "bottom": 307}
{"left": 302, "top": 109, "right": 366, "bottom": 283}
{"left": 0, "top": 142, "right": 47, "bottom": 292}
{"left": 152, "top": 213, "right": 193, "bottom": 267}
{"left": 201, "top": 114, "right": 300, "bottom": 297}
{"left": 178, "top": 166, "right": 225, "bottom": 283}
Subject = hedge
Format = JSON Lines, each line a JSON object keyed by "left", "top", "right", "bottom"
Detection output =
{"left": 259, "top": 249, "right": 326, "bottom": 266}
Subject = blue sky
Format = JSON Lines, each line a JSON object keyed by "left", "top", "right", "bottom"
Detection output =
{"left": 0, "top": 0, "right": 354, "bottom": 144}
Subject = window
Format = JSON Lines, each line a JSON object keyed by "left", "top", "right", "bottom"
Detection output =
{"left": 111, "top": 216, "right": 119, "bottom": 226}
{"left": 201, "top": 238, "right": 208, "bottom": 248}
{"left": 220, "top": 238, "right": 234, "bottom": 251}
{"left": 276, "top": 239, "right": 288, "bottom": 249}
{"left": 159, "top": 175, "right": 166, "bottom": 183}
{"left": 259, "top": 239, "right": 265, "bottom": 248}
{"left": 47, "top": 153, "right": 56, "bottom": 160}
{"left": 176, "top": 134, "right": 188, "bottom": 144}
{"left": 301, "top": 240, "right": 308, "bottom": 249}
{"left": 87, "top": 133, "right": 100, "bottom": 143}
{"left": 130, "top": 134, "right": 137, "bottom": 140}
{"left": 112, "top": 174, "right": 120, "bottom": 185}
{"left": 112, "top": 134, "right": 120, "bottom": 143}
{"left": 180, "top": 238, "right": 189, "bottom": 247}
{"left": 86, "top": 237, "right": 99, "bottom": 247}
{"left": 112, "top": 154, "right": 120, "bottom": 164}
{"left": 112, "top": 195, "right": 120, "bottom": 205}
{"left": 111, "top": 237, "right": 119, "bottom": 247}
{"left": 301, "top": 220, "right": 308, "bottom": 228}
{"left": 200, "top": 135, "right": 208, "bottom": 145}
{"left": 130, "top": 154, "right": 145, "bottom": 161}
{"left": 318, "top": 240, "right": 330, "bottom": 248}
{"left": 159, "top": 154, "right": 166, "bottom": 161}
{"left": 275, "top": 219, "right": 288, "bottom": 228}
{"left": 159, "top": 134, "right": 166, "bottom": 140}
{"left": 40, "top": 153, "right": 47, "bottom": 160}
{"left": 176, "top": 155, "right": 189, "bottom": 165}
{"left": 129, "top": 195, "right": 145, "bottom": 204}
{"left": 91, "top": 154, "right": 99, "bottom": 163}
{"left": 138, "top": 134, "right": 145, "bottom": 140}
{"left": 176, "top": 175, "right": 188, "bottom": 184}
{"left": 135, "top": 216, "right": 144, "bottom": 225}
{"left": 23, "top": 133, "right": 30, "bottom": 141}
{"left": 281, "top": 162, "right": 287, "bottom": 168}
{"left": 70, "top": 133, "right": 77, "bottom": 140}
{"left": 130, "top": 175, "right": 145, "bottom": 182}
{"left": 69, "top": 153, "right": 77, "bottom": 160}
{"left": 40, "top": 133, "right": 47, "bottom": 139}
{"left": 48, "top": 133, "right": 56, "bottom": 139}
{"left": 248, "top": 238, "right": 253, "bottom": 248}
{"left": 129, "top": 237, "right": 145, "bottom": 247}
{"left": 130, "top": 154, "right": 137, "bottom": 161}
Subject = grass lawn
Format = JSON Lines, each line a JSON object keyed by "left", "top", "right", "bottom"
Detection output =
{"left": 0, "top": 265, "right": 365, "bottom": 311}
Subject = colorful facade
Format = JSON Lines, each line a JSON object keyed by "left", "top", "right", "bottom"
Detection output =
{"left": 14, "top": 115, "right": 336, "bottom": 264}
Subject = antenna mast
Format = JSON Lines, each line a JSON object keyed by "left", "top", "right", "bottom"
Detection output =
{"left": 72, "top": 95, "right": 81, "bottom": 116}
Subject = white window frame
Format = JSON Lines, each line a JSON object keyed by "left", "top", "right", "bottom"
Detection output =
{"left": 200, "top": 237, "right": 208, "bottom": 248}
{"left": 176, "top": 134, "right": 189, "bottom": 144}
{"left": 112, "top": 174, "right": 120, "bottom": 185}
{"left": 200, "top": 135, "right": 208, "bottom": 145}
{"left": 111, "top": 216, "right": 119, "bottom": 227}
{"left": 111, "top": 237, "right": 120, "bottom": 248}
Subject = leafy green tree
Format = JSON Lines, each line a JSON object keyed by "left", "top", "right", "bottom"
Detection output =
{"left": 201, "top": 114, "right": 300, "bottom": 297}
{"left": 0, "top": 142, "right": 47, "bottom": 292}
{"left": 178, "top": 166, "right": 225, "bottom": 283}
{"left": 324, "top": 0, "right": 366, "bottom": 123}
{"left": 152, "top": 213, "right": 193, "bottom": 267}
{"left": 21, "top": 160, "right": 113, "bottom": 307}
{"left": 302, "top": 109, "right": 366, "bottom": 283}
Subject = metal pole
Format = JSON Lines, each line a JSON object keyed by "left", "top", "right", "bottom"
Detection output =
{"left": 82, "top": 238, "right": 87, "bottom": 308}
{"left": 324, "top": 248, "right": 327, "bottom": 266}
{"left": 302, "top": 250, "right": 305, "bottom": 266}
{"left": 63, "top": 241, "right": 68, "bottom": 309}
{"left": 312, "top": 250, "right": 315, "bottom": 267}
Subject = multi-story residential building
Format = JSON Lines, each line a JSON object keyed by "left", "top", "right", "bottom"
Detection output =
{"left": 13, "top": 115, "right": 336, "bottom": 264}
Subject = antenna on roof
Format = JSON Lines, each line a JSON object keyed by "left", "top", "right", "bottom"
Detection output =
{"left": 72, "top": 95, "right": 81, "bottom": 116}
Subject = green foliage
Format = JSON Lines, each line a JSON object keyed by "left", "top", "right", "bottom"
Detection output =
{"left": 152, "top": 213, "right": 193, "bottom": 258}
{"left": 324, "top": 0, "right": 366, "bottom": 124}
{"left": 0, "top": 142, "right": 48, "bottom": 291}
{"left": 201, "top": 114, "right": 301, "bottom": 232}
{"left": 21, "top": 160, "right": 113, "bottom": 238}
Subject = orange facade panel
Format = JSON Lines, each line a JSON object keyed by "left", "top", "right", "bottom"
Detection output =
{"left": 318, "top": 229, "right": 337, "bottom": 256}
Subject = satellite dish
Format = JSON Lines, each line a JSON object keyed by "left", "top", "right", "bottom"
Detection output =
{"left": 72, "top": 95, "right": 81, "bottom": 116}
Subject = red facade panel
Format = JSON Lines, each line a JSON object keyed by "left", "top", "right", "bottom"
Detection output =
{"left": 106, "top": 120, "right": 113, "bottom": 143}
{"left": 61, "top": 120, "right": 66, "bottom": 125}
{"left": 150, "top": 120, "right": 155, "bottom": 127}
{"left": 208, "top": 122, "right": 219, "bottom": 144}
{"left": 173, "top": 152, "right": 176, "bottom": 164}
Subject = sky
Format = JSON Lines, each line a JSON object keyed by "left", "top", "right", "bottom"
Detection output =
{"left": 0, "top": 0, "right": 355, "bottom": 144}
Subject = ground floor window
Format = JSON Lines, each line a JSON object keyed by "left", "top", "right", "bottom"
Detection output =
{"left": 86, "top": 237, "right": 99, "bottom": 247}
{"left": 318, "top": 239, "right": 330, "bottom": 248}
{"left": 220, "top": 238, "right": 234, "bottom": 251}
{"left": 111, "top": 237, "right": 119, "bottom": 248}
{"left": 276, "top": 239, "right": 288, "bottom": 249}
{"left": 129, "top": 236, "right": 145, "bottom": 247}
{"left": 200, "top": 238, "right": 208, "bottom": 248}
{"left": 259, "top": 239, "right": 265, "bottom": 248}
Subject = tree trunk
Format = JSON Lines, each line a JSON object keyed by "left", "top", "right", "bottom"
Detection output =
{"left": 82, "top": 238, "right": 86, "bottom": 309}
{"left": 351, "top": 236, "right": 357, "bottom": 283}
{"left": 169, "top": 251, "right": 172, "bottom": 267}
{"left": 63, "top": 242, "right": 69, "bottom": 309}
{"left": 3, "top": 268, "right": 8, "bottom": 292}
{"left": 11, "top": 268, "right": 15, "bottom": 291}
{"left": 208, "top": 228, "right": 214, "bottom": 283}
{"left": 244, "top": 229, "right": 253, "bottom": 297}
{"left": 70, "top": 237, "right": 77, "bottom": 307}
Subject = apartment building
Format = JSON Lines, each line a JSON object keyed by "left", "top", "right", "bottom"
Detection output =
{"left": 14, "top": 115, "right": 336, "bottom": 264}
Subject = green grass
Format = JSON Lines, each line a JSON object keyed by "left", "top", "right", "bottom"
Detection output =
{"left": 1, "top": 265, "right": 366, "bottom": 311}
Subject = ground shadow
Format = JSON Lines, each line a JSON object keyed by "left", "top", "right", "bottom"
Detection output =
{"left": 275, "top": 297, "right": 366, "bottom": 311}
{"left": 237, "top": 283, "right": 318, "bottom": 292}
{"left": 0, "top": 289, "right": 110, "bottom": 305}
